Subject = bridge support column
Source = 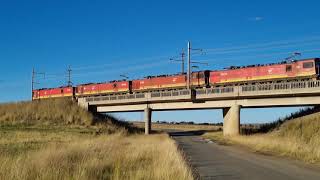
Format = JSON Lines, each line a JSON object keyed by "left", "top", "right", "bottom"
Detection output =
{"left": 223, "top": 105, "right": 241, "bottom": 136}
{"left": 78, "top": 98, "right": 89, "bottom": 111}
{"left": 144, "top": 108, "right": 152, "bottom": 135}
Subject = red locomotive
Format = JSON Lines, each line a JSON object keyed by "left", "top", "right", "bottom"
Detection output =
{"left": 32, "top": 86, "right": 74, "bottom": 100}
{"left": 32, "top": 58, "right": 319, "bottom": 100}
{"left": 131, "top": 71, "right": 209, "bottom": 92}
{"left": 209, "top": 58, "right": 319, "bottom": 85}
{"left": 75, "top": 81, "right": 130, "bottom": 97}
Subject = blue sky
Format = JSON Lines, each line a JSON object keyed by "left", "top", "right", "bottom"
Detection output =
{"left": 0, "top": 0, "right": 319, "bottom": 123}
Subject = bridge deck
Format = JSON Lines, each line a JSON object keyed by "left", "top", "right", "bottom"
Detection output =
{"left": 78, "top": 80, "right": 320, "bottom": 112}
{"left": 77, "top": 80, "right": 320, "bottom": 135}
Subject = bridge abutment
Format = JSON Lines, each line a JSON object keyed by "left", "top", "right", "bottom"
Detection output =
{"left": 223, "top": 105, "right": 241, "bottom": 136}
{"left": 78, "top": 98, "right": 89, "bottom": 110}
{"left": 144, "top": 108, "right": 152, "bottom": 134}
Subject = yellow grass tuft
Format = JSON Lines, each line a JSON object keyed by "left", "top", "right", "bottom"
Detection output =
{"left": 0, "top": 100, "right": 193, "bottom": 179}
{"left": 0, "top": 99, "right": 93, "bottom": 125}
{"left": 204, "top": 112, "right": 320, "bottom": 163}
{"left": 0, "top": 129, "right": 193, "bottom": 180}
{"left": 0, "top": 99, "right": 141, "bottom": 134}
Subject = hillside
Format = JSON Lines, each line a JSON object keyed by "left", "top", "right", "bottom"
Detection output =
{"left": 204, "top": 110, "right": 320, "bottom": 163}
{"left": 0, "top": 99, "right": 92, "bottom": 125}
{"left": 0, "top": 99, "right": 193, "bottom": 179}
{"left": 0, "top": 99, "right": 139, "bottom": 134}
{"left": 255, "top": 107, "right": 320, "bottom": 133}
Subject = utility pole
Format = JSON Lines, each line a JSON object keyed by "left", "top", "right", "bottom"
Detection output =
{"left": 169, "top": 49, "right": 186, "bottom": 74}
{"left": 31, "top": 68, "right": 45, "bottom": 100}
{"left": 181, "top": 49, "right": 185, "bottom": 74}
{"left": 31, "top": 68, "right": 35, "bottom": 99}
{"left": 187, "top": 41, "right": 191, "bottom": 89}
{"left": 186, "top": 41, "right": 208, "bottom": 90}
{"left": 67, "top": 65, "right": 72, "bottom": 87}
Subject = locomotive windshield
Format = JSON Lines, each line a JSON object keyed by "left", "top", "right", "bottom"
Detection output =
{"left": 303, "top": 62, "right": 314, "bottom": 68}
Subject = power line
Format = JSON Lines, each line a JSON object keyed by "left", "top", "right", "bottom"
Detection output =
{"left": 201, "top": 42, "right": 320, "bottom": 57}
{"left": 203, "top": 36, "right": 320, "bottom": 54}
{"left": 38, "top": 36, "right": 320, "bottom": 82}
{"left": 32, "top": 47, "right": 319, "bottom": 87}
{"left": 72, "top": 54, "right": 173, "bottom": 71}
{"left": 201, "top": 48, "right": 320, "bottom": 64}
{"left": 28, "top": 36, "right": 320, "bottom": 90}
{"left": 72, "top": 61, "right": 168, "bottom": 79}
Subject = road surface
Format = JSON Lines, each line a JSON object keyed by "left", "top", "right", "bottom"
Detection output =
{"left": 170, "top": 131, "right": 320, "bottom": 180}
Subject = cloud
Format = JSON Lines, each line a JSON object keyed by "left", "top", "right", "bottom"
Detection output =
{"left": 249, "top": 16, "right": 263, "bottom": 21}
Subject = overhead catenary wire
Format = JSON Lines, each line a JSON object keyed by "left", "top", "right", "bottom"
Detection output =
{"left": 72, "top": 61, "right": 168, "bottom": 79}
{"left": 62, "top": 36, "right": 320, "bottom": 74}
{"left": 201, "top": 48, "right": 320, "bottom": 63}
{"left": 202, "top": 36, "right": 320, "bottom": 53}
{"left": 28, "top": 35, "right": 320, "bottom": 90}
{"left": 201, "top": 42, "right": 320, "bottom": 57}
{"left": 34, "top": 47, "right": 320, "bottom": 86}
{"left": 72, "top": 54, "right": 174, "bottom": 71}
{"left": 35, "top": 60, "right": 170, "bottom": 83}
{"left": 70, "top": 37, "right": 320, "bottom": 76}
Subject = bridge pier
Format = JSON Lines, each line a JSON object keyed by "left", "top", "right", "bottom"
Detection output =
{"left": 223, "top": 105, "right": 241, "bottom": 136}
{"left": 144, "top": 108, "right": 152, "bottom": 134}
{"left": 78, "top": 98, "right": 89, "bottom": 110}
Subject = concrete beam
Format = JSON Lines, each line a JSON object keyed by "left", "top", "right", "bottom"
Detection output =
{"left": 144, "top": 108, "right": 152, "bottom": 135}
{"left": 223, "top": 105, "right": 241, "bottom": 136}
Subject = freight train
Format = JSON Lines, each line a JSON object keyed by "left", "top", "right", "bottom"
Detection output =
{"left": 32, "top": 58, "right": 320, "bottom": 100}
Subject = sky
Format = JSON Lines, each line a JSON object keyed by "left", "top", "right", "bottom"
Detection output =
{"left": 0, "top": 0, "right": 319, "bottom": 123}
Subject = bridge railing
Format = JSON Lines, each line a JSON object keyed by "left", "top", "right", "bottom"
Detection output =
{"left": 86, "top": 93, "right": 146, "bottom": 102}
{"left": 241, "top": 80, "right": 320, "bottom": 92}
{"left": 84, "top": 80, "right": 320, "bottom": 103}
{"left": 85, "top": 89, "right": 191, "bottom": 102}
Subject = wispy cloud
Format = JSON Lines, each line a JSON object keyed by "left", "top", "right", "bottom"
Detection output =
{"left": 248, "top": 16, "right": 263, "bottom": 22}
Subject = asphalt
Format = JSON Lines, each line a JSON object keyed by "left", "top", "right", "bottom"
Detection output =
{"left": 169, "top": 131, "right": 320, "bottom": 180}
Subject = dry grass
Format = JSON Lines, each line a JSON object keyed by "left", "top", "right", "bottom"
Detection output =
{"left": 204, "top": 112, "right": 320, "bottom": 163}
{"left": 0, "top": 100, "right": 193, "bottom": 179}
{"left": 0, "top": 99, "right": 93, "bottom": 125}
{"left": 0, "top": 99, "right": 140, "bottom": 134}
{"left": 133, "top": 122, "right": 222, "bottom": 131}
{"left": 0, "top": 126, "right": 193, "bottom": 180}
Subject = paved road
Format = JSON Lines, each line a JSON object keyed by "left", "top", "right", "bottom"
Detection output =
{"left": 170, "top": 131, "right": 320, "bottom": 180}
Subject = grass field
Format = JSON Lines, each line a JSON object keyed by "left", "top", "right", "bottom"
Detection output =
{"left": 0, "top": 99, "right": 193, "bottom": 180}
{"left": 133, "top": 121, "right": 222, "bottom": 132}
{"left": 204, "top": 112, "right": 320, "bottom": 164}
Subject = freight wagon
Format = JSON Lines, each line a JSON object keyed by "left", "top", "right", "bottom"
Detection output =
{"left": 132, "top": 71, "right": 209, "bottom": 92}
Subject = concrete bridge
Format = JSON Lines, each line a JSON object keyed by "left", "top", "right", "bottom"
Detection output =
{"left": 78, "top": 80, "right": 320, "bottom": 136}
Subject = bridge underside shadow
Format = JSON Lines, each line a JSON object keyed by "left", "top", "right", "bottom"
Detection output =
{"left": 81, "top": 96, "right": 320, "bottom": 136}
